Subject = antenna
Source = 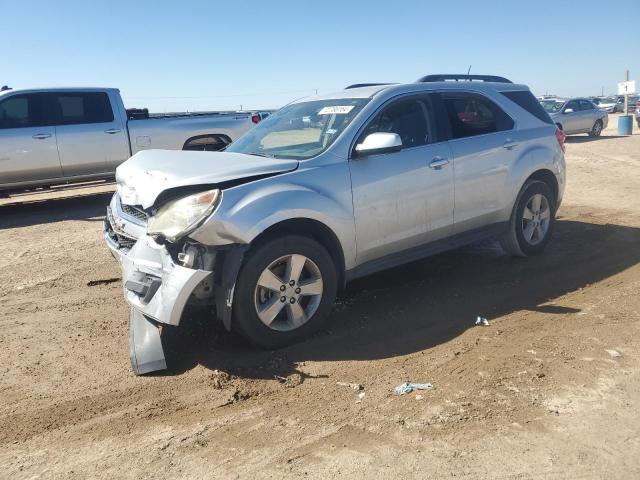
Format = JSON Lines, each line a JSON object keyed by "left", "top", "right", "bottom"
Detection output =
{"left": 467, "top": 65, "right": 472, "bottom": 75}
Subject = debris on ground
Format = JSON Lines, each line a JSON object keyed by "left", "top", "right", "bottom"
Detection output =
{"left": 394, "top": 382, "right": 434, "bottom": 395}
{"left": 355, "top": 392, "right": 366, "bottom": 403}
{"left": 337, "top": 382, "right": 363, "bottom": 391}
{"left": 415, "top": 394, "right": 424, "bottom": 400}
{"left": 475, "top": 316, "right": 490, "bottom": 326}
{"left": 606, "top": 349, "right": 623, "bottom": 358}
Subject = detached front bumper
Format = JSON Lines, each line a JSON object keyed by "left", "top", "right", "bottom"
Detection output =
{"left": 104, "top": 196, "right": 212, "bottom": 374}
{"left": 120, "top": 235, "right": 211, "bottom": 326}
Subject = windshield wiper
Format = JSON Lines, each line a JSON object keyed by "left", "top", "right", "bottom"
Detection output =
{"left": 246, "top": 152, "right": 275, "bottom": 158}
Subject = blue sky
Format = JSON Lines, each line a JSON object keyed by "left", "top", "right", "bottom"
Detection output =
{"left": 2, "top": 0, "right": 639, "bottom": 112}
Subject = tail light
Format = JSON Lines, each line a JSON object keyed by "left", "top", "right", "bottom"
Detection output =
{"left": 251, "top": 114, "right": 261, "bottom": 124}
{"left": 555, "top": 128, "right": 566, "bottom": 153}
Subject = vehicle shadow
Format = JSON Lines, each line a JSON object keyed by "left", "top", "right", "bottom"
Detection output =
{"left": 160, "top": 219, "right": 640, "bottom": 379}
{"left": 565, "top": 135, "right": 627, "bottom": 143}
{"left": 0, "top": 192, "right": 112, "bottom": 229}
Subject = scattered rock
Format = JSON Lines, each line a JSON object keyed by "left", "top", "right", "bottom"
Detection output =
{"left": 284, "top": 373, "right": 303, "bottom": 388}
{"left": 337, "top": 382, "right": 363, "bottom": 391}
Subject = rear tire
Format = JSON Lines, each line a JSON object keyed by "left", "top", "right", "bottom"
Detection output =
{"left": 588, "top": 120, "right": 603, "bottom": 137}
{"left": 232, "top": 235, "right": 337, "bottom": 349}
{"left": 500, "top": 180, "right": 557, "bottom": 257}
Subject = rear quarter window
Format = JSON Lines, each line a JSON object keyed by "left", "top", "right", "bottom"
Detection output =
{"left": 441, "top": 93, "right": 514, "bottom": 139}
{"left": 501, "top": 90, "right": 554, "bottom": 124}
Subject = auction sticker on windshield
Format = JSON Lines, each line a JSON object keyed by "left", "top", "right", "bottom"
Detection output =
{"left": 318, "top": 106, "right": 355, "bottom": 115}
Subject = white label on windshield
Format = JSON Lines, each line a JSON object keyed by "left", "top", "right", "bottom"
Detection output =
{"left": 318, "top": 106, "right": 354, "bottom": 115}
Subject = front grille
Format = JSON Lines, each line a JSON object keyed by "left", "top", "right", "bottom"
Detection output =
{"left": 120, "top": 203, "right": 149, "bottom": 221}
{"left": 106, "top": 207, "right": 138, "bottom": 251}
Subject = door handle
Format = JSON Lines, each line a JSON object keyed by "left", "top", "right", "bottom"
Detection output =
{"left": 104, "top": 129, "right": 122, "bottom": 134}
{"left": 429, "top": 157, "right": 449, "bottom": 169}
{"left": 503, "top": 139, "right": 519, "bottom": 150}
{"left": 32, "top": 133, "right": 51, "bottom": 140}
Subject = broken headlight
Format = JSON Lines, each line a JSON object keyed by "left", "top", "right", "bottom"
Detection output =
{"left": 147, "top": 189, "right": 221, "bottom": 242}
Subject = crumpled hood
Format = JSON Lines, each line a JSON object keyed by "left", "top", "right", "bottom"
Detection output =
{"left": 116, "top": 149, "right": 298, "bottom": 208}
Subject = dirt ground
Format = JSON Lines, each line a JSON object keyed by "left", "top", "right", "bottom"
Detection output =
{"left": 1, "top": 116, "right": 639, "bottom": 479}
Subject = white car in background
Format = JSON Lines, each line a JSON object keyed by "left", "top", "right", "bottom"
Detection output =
{"left": 592, "top": 97, "right": 617, "bottom": 113}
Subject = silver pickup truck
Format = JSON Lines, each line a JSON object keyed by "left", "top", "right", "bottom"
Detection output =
{"left": 0, "top": 87, "right": 261, "bottom": 192}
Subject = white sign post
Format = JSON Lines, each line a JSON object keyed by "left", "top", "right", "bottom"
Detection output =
{"left": 618, "top": 80, "right": 636, "bottom": 95}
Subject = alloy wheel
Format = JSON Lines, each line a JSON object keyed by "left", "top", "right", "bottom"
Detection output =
{"left": 521, "top": 193, "right": 551, "bottom": 246}
{"left": 593, "top": 122, "right": 602, "bottom": 136}
{"left": 254, "top": 254, "right": 323, "bottom": 331}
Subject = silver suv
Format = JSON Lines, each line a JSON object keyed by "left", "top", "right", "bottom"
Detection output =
{"left": 105, "top": 74, "right": 566, "bottom": 374}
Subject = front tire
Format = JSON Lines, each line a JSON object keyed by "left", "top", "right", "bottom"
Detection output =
{"left": 588, "top": 120, "right": 603, "bottom": 137}
{"left": 232, "top": 235, "right": 337, "bottom": 349}
{"left": 500, "top": 180, "right": 557, "bottom": 257}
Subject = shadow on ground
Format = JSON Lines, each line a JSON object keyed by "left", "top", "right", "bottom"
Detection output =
{"left": 565, "top": 135, "right": 627, "bottom": 143}
{"left": 160, "top": 219, "right": 640, "bottom": 379}
{"left": 0, "top": 192, "right": 112, "bottom": 229}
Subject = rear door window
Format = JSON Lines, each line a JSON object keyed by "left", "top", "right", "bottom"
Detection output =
{"left": 50, "top": 92, "right": 114, "bottom": 125}
{"left": 579, "top": 100, "right": 594, "bottom": 111}
{"left": 0, "top": 93, "right": 47, "bottom": 129}
{"left": 500, "top": 90, "right": 553, "bottom": 124}
{"left": 441, "top": 93, "right": 514, "bottom": 139}
{"left": 564, "top": 100, "right": 580, "bottom": 112}
{"left": 361, "top": 96, "right": 436, "bottom": 148}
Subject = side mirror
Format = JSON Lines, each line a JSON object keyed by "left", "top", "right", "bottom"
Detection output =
{"left": 354, "top": 132, "right": 402, "bottom": 158}
{"left": 563, "top": 108, "right": 574, "bottom": 114}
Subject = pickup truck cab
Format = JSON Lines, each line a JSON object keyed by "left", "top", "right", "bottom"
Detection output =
{"left": 105, "top": 74, "right": 566, "bottom": 374}
{"left": 0, "top": 87, "right": 259, "bottom": 192}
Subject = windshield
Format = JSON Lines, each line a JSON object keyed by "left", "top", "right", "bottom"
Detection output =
{"left": 542, "top": 101, "right": 565, "bottom": 113}
{"left": 226, "top": 98, "right": 370, "bottom": 160}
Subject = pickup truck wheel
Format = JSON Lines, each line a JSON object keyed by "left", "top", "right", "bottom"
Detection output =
{"left": 500, "top": 180, "right": 556, "bottom": 257}
{"left": 588, "top": 120, "right": 603, "bottom": 137}
{"left": 232, "top": 235, "right": 337, "bottom": 349}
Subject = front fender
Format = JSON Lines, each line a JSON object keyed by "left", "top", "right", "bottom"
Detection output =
{"left": 190, "top": 178, "right": 356, "bottom": 268}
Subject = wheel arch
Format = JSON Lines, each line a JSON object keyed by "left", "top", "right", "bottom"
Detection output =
{"left": 525, "top": 168, "right": 559, "bottom": 204}
{"left": 248, "top": 217, "right": 347, "bottom": 290}
{"left": 182, "top": 133, "right": 232, "bottom": 151}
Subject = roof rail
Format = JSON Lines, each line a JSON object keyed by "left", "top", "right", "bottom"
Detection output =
{"left": 417, "top": 74, "right": 512, "bottom": 84}
{"left": 345, "top": 83, "right": 393, "bottom": 89}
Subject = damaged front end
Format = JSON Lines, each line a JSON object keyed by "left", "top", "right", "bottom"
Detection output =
{"left": 104, "top": 150, "right": 299, "bottom": 374}
{"left": 104, "top": 192, "right": 245, "bottom": 375}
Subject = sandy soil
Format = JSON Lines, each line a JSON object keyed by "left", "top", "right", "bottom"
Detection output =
{"left": 1, "top": 116, "right": 639, "bottom": 479}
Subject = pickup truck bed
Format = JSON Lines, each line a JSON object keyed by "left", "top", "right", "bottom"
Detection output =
{"left": 0, "top": 87, "right": 261, "bottom": 192}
